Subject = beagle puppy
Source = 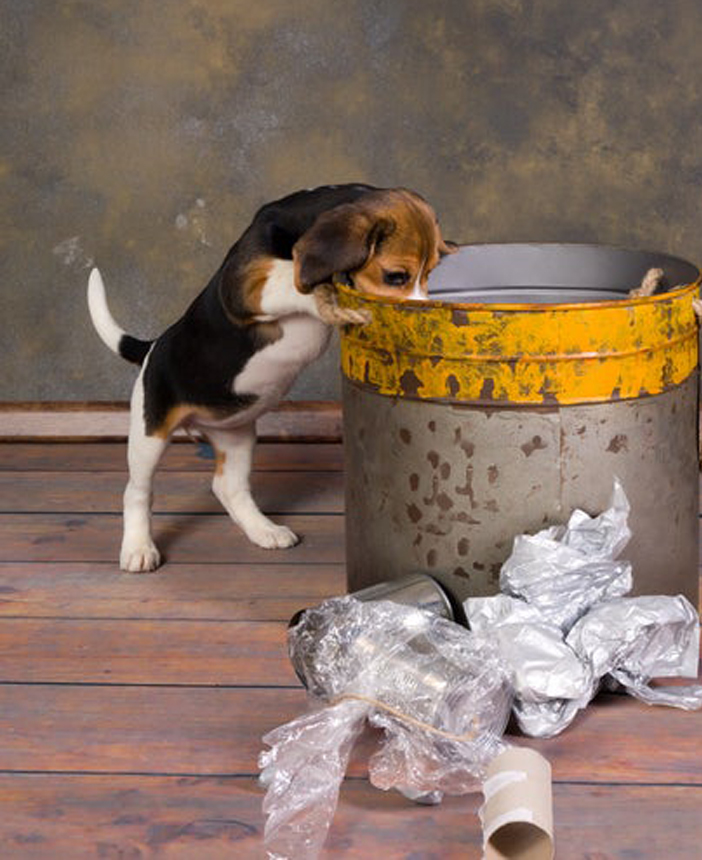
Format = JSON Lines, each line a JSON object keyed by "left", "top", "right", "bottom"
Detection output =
{"left": 88, "top": 183, "right": 452, "bottom": 572}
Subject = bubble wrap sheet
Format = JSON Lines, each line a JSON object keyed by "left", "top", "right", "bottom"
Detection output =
{"left": 260, "top": 597, "right": 512, "bottom": 859}
{"left": 466, "top": 480, "right": 702, "bottom": 738}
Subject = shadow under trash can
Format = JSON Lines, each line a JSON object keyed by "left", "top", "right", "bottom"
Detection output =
{"left": 338, "top": 244, "right": 700, "bottom": 608}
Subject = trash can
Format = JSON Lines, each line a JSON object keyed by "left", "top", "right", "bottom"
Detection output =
{"left": 339, "top": 244, "right": 700, "bottom": 608}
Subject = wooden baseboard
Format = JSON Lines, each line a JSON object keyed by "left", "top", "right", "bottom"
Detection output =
{"left": 0, "top": 402, "right": 342, "bottom": 443}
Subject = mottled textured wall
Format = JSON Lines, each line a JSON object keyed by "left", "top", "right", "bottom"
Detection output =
{"left": 3, "top": 0, "right": 702, "bottom": 400}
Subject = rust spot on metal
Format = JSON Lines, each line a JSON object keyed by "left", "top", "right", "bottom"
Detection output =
{"left": 431, "top": 335, "right": 444, "bottom": 352}
{"left": 480, "top": 378, "right": 495, "bottom": 400}
{"left": 440, "top": 462, "right": 451, "bottom": 480}
{"left": 457, "top": 537, "right": 470, "bottom": 556}
{"left": 661, "top": 356, "right": 675, "bottom": 386}
{"left": 473, "top": 561, "right": 486, "bottom": 571}
{"left": 428, "top": 420, "right": 436, "bottom": 432}
{"left": 425, "top": 523, "right": 451, "bottom": 535}
{"left": 607, "top": 434, "right": 628, "bottom": 453}
{"left": 610, "top": 386, "right": 622, "bottom": 400}
{"left": 399, "top": 428, "right": 412, "bottom": 445}
{"left": 454, "top": 427, "right": 475, "bottom": 458}
{"left": 454, "top": 511, "right": 481, "bottom": 525}
{"left": 455, "top": 465, "right": 476, "bottom": 508}
{"left": 521, "top": 435, "right": 548, "bottom": 457}
{"left": 452, "top": 566, "right": 470, "bottom": 580}
{"left": 423, "top": 476, "right": 439, "bottom": 506}
{"left": 399, "top": 369, "right": 423, "bottom": 396}
{"left": 451, "top": 308, "right": 470, "bottom": 327}
{"left": 437, "top": 493, "right": 454, "bottom": 511}
{"left": 487, "top": 464, "right": 499, "bottom": 484}
{"left": 359, "top": 363, "right": 381, "bottom": 394}
{"left": 426, "top": 549, "right": 438, "bottom": 567}
{"left": 427, "top": 451, "right": 440, "bottom": 468}
{"left": 406, "top": 503, "right": 423, "bottom": 523}
{"left": 540, "top": 389, "right": 559, "bottom": 405}
{"left": 409, "top": 473, "right": 420, "bottom": 492}
{"left": 447, "top": 374, "right": 461, "bottom": 397}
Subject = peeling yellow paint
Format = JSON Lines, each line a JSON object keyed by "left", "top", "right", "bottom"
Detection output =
{"left": 337, "top": 280, "right": 700, "bottom": 405}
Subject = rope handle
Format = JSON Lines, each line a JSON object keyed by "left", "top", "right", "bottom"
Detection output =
{"left": 332, "top": 692, "right": 479, "bottom": 743}
{"left": 628, "top": 267, "right": 664, "bottom": 298}
{"left": 630, "top": 269, "right": 702, "bottom": 467}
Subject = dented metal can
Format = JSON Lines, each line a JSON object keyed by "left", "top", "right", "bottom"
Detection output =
{"left": 339, "top": 244, "right": 700, "bottom": 607}
{"left": 289, "top": 573, "right": 454, "bottom": 634}
{"left": 288, "top": 574, "right": 456, "bottom": 699}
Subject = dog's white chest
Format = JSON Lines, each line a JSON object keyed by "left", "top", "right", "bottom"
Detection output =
{"left": 232, "top": 258, "right": 331, "bottom": 407}
{"left": 233, "top": 314, "right": 331, "bottom": 405}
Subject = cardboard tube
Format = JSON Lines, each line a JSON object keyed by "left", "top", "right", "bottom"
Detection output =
{"left": 480, "top": 747, "right": 554, "bottom": 860}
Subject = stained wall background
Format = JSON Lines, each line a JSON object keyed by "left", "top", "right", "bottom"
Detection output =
{"left": 2, "top": 0, "right": 702, "bottom": 400}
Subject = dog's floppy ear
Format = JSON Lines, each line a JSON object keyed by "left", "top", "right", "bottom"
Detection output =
{"left": 293, "top": 203, "right": 393, "bottom": 293}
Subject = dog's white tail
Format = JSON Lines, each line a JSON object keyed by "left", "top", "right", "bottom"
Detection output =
{"left": 88, "top": 268, "right": 124, "bottom": 355}
{"left": 87, "top": 268, "right": 152, "bottom": 365}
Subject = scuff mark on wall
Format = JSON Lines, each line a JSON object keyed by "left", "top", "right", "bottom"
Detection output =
{"left": 52, "top": 236, "right": 94, "bottom": 269}
{"left": 175, "top": 198, "right": 211, "bottom": 246}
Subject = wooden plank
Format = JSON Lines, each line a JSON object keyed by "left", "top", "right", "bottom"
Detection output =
{"left": 0, "top": 685, "right": 700, "bottom": 784}
{"left": 0, "top": 513, "right": 345, "bottom": 564}
{"left": 0, "top": 562, "right": 345, "bottom": 621}
{"left": 0, "top": 776, "right": 699, "bottom": 860}
{"left": 0, "top": 441, "right": 345, "bottom": 472}
{"left": 0, "top": 685, "right": 305, "bottom": 775}
{"left": 0, "top": 619, "right": 299, "bottom": 686}
{"left": 0, "top": 402, "right": 342, "bottom": 442}
{"left": 0, "top": 470, "right": 345, "bottom": 514}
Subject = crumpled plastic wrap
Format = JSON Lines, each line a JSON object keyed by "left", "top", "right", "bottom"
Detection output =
{"left": 260, "top": 480, "right": 701, "bottom": 857}
{"left": 260, "top": 596, "right": 512, "bottom": 859}
{"left": 498, "top": 479, "right": 633, "bottom": 631}
{"left": 466, "top": 479, "right": 702, "bottom": 738}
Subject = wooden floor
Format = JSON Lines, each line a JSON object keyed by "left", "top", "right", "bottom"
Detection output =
{"left": 0, "top": 439, "right": 700, "bottom": 859}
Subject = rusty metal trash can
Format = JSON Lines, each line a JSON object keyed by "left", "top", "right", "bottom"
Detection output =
{"left": 338, "top": 244, "right": 700, "bottom": 609}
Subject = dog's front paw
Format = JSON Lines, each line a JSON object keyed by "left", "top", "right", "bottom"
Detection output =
{"left": 120, "top": 541, "right": 161, "bottom": 572}
{"left": 248, "top": 522, "right": 300, "bottom": 550}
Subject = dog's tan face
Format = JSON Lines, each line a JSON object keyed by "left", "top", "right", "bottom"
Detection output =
{"left": 293, "top": 189, "right": 454, "bottom": 299}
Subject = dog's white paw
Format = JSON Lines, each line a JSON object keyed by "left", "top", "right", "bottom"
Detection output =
{"left": 120, "top": 542, "right": 161, "bottom": 572}
{"left": 248, "top": 522, "right": 300, "bottom": 549}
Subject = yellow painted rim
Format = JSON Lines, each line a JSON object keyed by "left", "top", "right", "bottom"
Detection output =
{"left": 337, "top": 280, "right": 701, "bottom": 406}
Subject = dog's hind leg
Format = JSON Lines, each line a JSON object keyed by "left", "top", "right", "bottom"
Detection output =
{"left": 121, "top": 373, "right": 169, "bottom": 572}
{"left": 208, "top": 424, "right": 299, "bottom": 549}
